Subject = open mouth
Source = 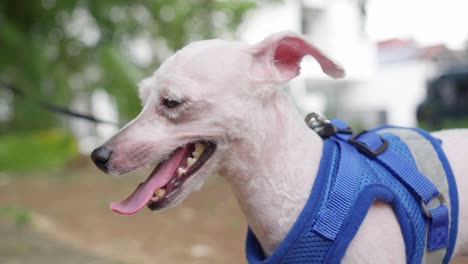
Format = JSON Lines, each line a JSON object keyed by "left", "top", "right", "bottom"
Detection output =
{"left": 110, "top": 141, "right": 216, "bottom": 214}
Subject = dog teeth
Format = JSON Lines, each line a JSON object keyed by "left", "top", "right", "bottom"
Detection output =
{"left": 150, "top": 196, "right": 159, "bottom": 202}
{"left": 178, "top": 167, "right": 187, "bottom": 176}
{"left": 192, "top": 151, "right": 201, "bottom": 158}
{"left": 187, "top": 157, "right": 196, "bottom": 167}
{"left": 195, "top": 142, "right": 206, "bottom": 153}
{"left": 154, "top": 188, "right": 166, "bottom": 198}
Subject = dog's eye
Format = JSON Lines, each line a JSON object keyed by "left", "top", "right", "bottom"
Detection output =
{"left": 162, "top": 97, "right": 182, "bottom": 108}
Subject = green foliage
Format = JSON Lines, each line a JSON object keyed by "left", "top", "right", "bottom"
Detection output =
{"left": 0, "top": 206, "right": 32, "bottom": 227}
{"left": 0, "top": 0, "right": 260, "bottom": 131}
{"left": 419, "top": 118, "right": 468, "bottom": 131}
{"left": 0, "top": 129, "right": 78, "bottom": 171}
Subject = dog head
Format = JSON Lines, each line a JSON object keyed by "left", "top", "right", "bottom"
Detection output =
{"left": 91, "top": 31, "right": 345, "bottom": 214}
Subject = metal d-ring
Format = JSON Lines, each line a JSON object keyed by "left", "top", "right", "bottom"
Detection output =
{"left": 305, "top": 112, "right": 336, "bottom": 138}
{"left": 305, "top": 112, "right": 330, "bottom": 129}
{"left": 421, "top": 193, "right": 446, "bottom": 218}
{"left": 305, "top": 112, "right": 353, "bottom": 138}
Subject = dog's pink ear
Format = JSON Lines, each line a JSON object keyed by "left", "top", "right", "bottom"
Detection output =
{"left": 250, "top": 31, "right": 345, "bottom": 82}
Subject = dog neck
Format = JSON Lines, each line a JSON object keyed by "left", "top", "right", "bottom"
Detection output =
{"left": 219, "top": 91, "right": 323, "bottom": 256}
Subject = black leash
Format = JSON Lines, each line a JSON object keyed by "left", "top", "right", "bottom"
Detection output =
{"left": 0, "top": 80, "right": 120, "bottom": 126}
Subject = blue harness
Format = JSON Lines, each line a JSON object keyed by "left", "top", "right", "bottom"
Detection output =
{"left": 246, "top": 116, "right": 459, "bottom": 264}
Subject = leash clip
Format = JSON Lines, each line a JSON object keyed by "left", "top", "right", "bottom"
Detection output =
{"left": 305, "top": 112, "right": 352, "bottom": 138}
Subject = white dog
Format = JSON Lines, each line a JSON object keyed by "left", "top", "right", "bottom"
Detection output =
{"left": 91, "top": 31, "right": 467, "bottom": 263}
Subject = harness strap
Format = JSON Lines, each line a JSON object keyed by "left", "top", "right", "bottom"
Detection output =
{"left": 346, "top": 130, "right": 449, "bottom": 251}
{"left": 312, "top": 140, "right": 360, "bottom": 240}
{"left": 353, "top": 132, "right": 439, "bottom": 203}
{"left": 311, "top": 119, "right": 361, "bottom": 240}
{"left": 380, "top": 127, "right": 457, "bottom": 264}
{"left": 311, "top": 118, "right": 449, "bottom": 251}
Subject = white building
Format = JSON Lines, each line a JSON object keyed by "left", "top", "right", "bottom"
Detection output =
{"left": 238, "top": 0, "right": 377, "bottom": 125}
{"left": 238, "top": 0, "right": 452, "bottom": 128}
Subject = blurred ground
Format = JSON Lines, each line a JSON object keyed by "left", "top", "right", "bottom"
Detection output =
{"left": 0, "top": 159, "right": 467, "bottom": 264}
{"left": 0, "top": 159, "right": 247, "bottom": 264}
{"left": 0, "top": 221, "right": 121, "bottom": 264}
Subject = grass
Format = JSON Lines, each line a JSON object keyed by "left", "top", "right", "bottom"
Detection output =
{"left": 0, "top": 205, "right": 32, "bottom": 227}
{"left": 0, "top": 129, "right": 78, "bottom": 172}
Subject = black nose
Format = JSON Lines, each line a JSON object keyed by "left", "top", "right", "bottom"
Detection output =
{"left": 91, "top": 146, "right": 113, "bottom": 173}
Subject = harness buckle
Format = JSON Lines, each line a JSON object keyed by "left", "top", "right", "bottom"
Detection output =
{"left": 421, "top": 192, "right": 446, "bottom": 219}
{"left": 348, "top": 131, "right": 389, "bottom": 157}
{"left": 305, "top": 112, "right": 352, "bottom": 138}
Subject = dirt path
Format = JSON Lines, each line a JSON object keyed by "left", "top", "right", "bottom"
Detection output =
{"left": 0, "top": 221, "right": 122, "bottom": 264}
{"left": 0, "top": 167, "right": 247, "bottom": 264}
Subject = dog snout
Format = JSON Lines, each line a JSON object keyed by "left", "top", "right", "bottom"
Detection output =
{"left": 91, "top": 146, "right": 113, "bottom": 173}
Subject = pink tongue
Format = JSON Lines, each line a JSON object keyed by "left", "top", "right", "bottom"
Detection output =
{"left": 110, "top": 147, "right": 188, "bottom": 214}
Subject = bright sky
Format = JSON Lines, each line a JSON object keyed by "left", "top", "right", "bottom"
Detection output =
{"left": 366, "top": 0, "right": 468, "bottom": 49}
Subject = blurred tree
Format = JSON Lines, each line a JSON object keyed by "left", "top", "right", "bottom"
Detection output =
{"left": 0, "top": 0, "right": 260, "bottom": 132}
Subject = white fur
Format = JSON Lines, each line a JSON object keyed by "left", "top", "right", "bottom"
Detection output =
{"left": 96, "top": 31, "right": 468, "bottom": 263}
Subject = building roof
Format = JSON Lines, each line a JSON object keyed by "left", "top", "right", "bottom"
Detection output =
{"left": 376, "top": 38, "right": 460, "bottom": 64}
